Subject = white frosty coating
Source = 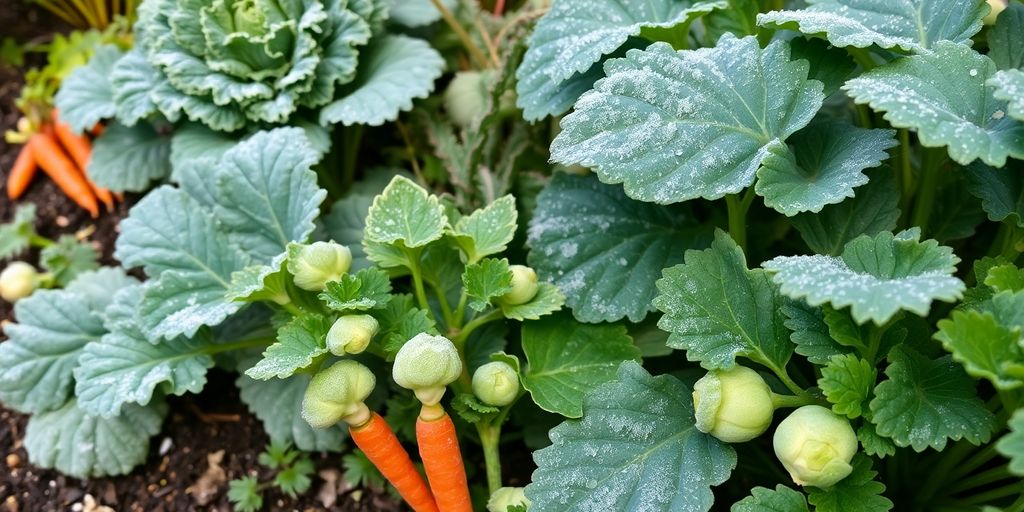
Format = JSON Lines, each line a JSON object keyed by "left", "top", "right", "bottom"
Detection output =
{"left": 515, "top": 0, "right": 727, "bottom": 120}
{"left": 989, "top": 69, "right": 1024, "bottom": 121}
{"left": 525, "top": 173, "right": 706, "bottom": 323}
{"left": 246, "top": 316, "right": 330, "bottom": 380}
{"left": 500, "top": 283, "right": 565, "bottom": 321}
{"left": 755, "top": 122, "right": 898, "bottom": 216}
{"left": 757, "top": 0, "right": 987, "bottom": 53}
{"left": 364, "top": 175, "right": 447, "bottom": 247}
{"left": 843, "top": 41, "right": 1024, "bottom": 167}
{"left": 24, "top": 400, "right": 165, "bottom": 478}
{"left": 524, "top": 362, "right": 736, "bottom": 511}
{"left": 870, "top": 348, "right": 996, "bottom": 451}
{"left": 763, "top": 230, "right": 965, "bottom": 326}
{"left": 550, "top": 34, "right": 824, "bottom": 205}
{"left": 319, "top": 35, "right": 445, "bottom": 126}
{"left": 453, "top": 195, "right": 518, "bottom": 262}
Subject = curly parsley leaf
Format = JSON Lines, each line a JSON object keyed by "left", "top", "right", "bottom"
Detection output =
{"left": 935, "top": 301, "right": 1024, "bottom": 390}
{"left": 806, "top": 455, "right": 893, "bottom": 512}
{"left": 320, "top": 267, "right": 393, "bottom": 311}
{"left": 245, "top": 315, "right": 331, "bottom": 380}
{"left": 819, "top": 354, "right": 876, "bottom": 419}
{"left": 463, "top": 258, "right": 513, "bottom": 312}
{"left": 732, "top": 485, "right": 808, "bottom": 512}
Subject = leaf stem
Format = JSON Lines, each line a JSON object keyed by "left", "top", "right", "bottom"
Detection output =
{"left": 206, "top": 336, "right": 276, "bottom": 355}
{"left": 403, "top": 248, "right": 433, "bottom": 317}
{"left": 946, "top": 464, "right": 1014, "bottom": 494}
{"left": 947, "top": 481, "right": 1024, "bottom": 507}
{"left": 911, "top": 147, "right": 944, "bottom": 234}
{"left": 28, "top": 234, "right": 54, "bottom": 248}
{"left": 278, "top": 301, "right": 305, "bottom": 317}
{"left": 725, "top": 189, "right": 755, "bottom": 255}
{"left": 770, "top": 392, "right": 815, "bottom": 408}
{"left": 429, "top": 0, "right": 491, "bottom": 69}
{"left": 896, "top": 129, "right": 914, "bottom": 217}
{"left": 478, "top": 422, "right": 503, "bottom": 494}
{"left": 453, "top": 290, "right": 469, "bottom": 329}
{"left": 452, "top": 309, "right": 504, "bottom": 349}
{"left": 847, "top": 47, "right": 876, "bottom": 72}
{"left": 430, "top": 282, "right": 456, "bottom": 328}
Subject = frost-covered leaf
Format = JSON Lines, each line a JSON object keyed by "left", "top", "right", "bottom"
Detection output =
{"left": 499, "top": 283, "right": 565, "bottom": 321}
{"left": 756, "top": 122, "right": 897, "bottom": 216}
{"left": 782, "top": 300, "right": 850, "bottom": 365}
{"left": 115, "top": 187, "right": 250, "bottom": 338}
{"left": 87, "top": 122, "right": 172, "bottom": 193}
{"left": 320, "top": 35, "right": 444, "bottom": 126}
{"left": 24, "top": 399, "right": 166, "bottom": 478}
{"left": 819, "top": 354, "right": 876, "bottom": 419}
{"left": 364, "top": 176, "right": 446, "bottom": 248}
{"left": 463, "top": 258, "right": 513, "bottom": 312}
{"left": 655, "top": 231, "right": 793, "bottom": 371}
{"left": 989, "top": 69, "right": 1024, "bottom": 121}
{"left": 451, "top": 195, "right": 517, "bottom": 264}
{"left": 227, "top": 253, "right": 290, "bottom": 304}
{"left": 319, "top": 268, "right": 392, "bottom": 311}
{"left": 214, "top": 128, "right": 326, "bottom": 261}
{"left": 870, "top": 347, "right": 996, "bottom": 451}
{"left": 997, "top": 409, "right": 1024, "bottom": 476}
{"left": 384, "top": 0, "right": 453, "bottom": 27}
{"left": 936, "top": 304, "right": 1024, "bottom": 390}
{"left": 528, "top": 173, "right": 711, "bottom": 323}
{"left": 966, "top": 161, "right": 1024, "bottom": 227}
{"left": 110, "top": 49, "right": 159, "bottom": 126}
{"left": 245, "top": 315, "right": 331, "bottom": 380}
{"left": 0, "top": 288, "right": 107, "bottom": 413}
{"left": 989, "top": 1, "right": 1024, "bottom": 71}
{"left": 169, "top": 123, "right": 238, "bottom": 171}
{"left": 0, "top": 204, "right": 36, "bottom": 260}
{"left": 857, "top": 423, "right": 896, "bottom": 458}
{"left": 525, "top": 362, "right": 736, "bottom": 511}
{"left": 758, "top": 0, "right": 986, "bottom": 52}
{"left": 322, "top": 194, "right": 375, "bottom": 271}
{"left": 791, "top": 169, "right": 900, "bottom": 256}
{"left": 237, "top": 373, "right": 346, "bottom": 452}
{"left": 550, "top": 35, "right": 824, "bottom": 204}
{"left": 54, "top": 44, "right": 121, "bottom": 133}
{"left": 732, "top": 485, "right": 808, "bottom": 512}
{"left": 843, "top": 42, "right": 1024, "bottom": 167}
{"left": 806, "top": 455, "right": 892, "bottom": 512}
{"left": 788, "top": 36, "right": 857, "bottom": 97}
{"left": 764, "top": 230, "right": 964, "bottom": 325}
{"left": 520, "top": 314, "right": 641, "bottom": 418}
{"left": 515, "top": 0, "right": 726, "bottom": 121}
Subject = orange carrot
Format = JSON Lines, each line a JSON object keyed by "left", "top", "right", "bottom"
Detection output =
{"left": 28, "top": 132, "right": 99, "bottom": 218}
{"left": 51, "top": 112, "right": 115, "bottom": 212}
{"left": 91, "top": 122, "right": 105, "bottom": 137}
{"left": 417, "top": 412, "right": 472, "bottom": 512}
{"left": 350, "top": 413, "right": 439, "bottom": 512}
{"left": 6, "top": 144, "right": 37, "bottom": 200}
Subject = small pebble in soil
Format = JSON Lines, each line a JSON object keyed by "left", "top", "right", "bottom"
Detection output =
{"left": 55, "top": 216, "right": 69, "bottom": 227}
{"left": 5, "top": 453, "right": 19, "bottom": 469}
{"left": 3, "top": 495, "right": 17, "bottom": 512}
{"left": 158, "top": 437, "right": 173, "bottom": 456}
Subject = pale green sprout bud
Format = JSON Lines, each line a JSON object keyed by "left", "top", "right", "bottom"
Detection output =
{"left": 445, "top": 70, "right": 491, "bottom": 128}
{"left": 500, "top": 265, "right": 539, "bottom": 306}
{"left": 693, "top": 366, "right": 775, "bottom": 443}
{"left": 0, "top": 262, "right": 40, "bottom": 303}
{"left": 985, "top": 0, "right": 1007, "bottom": 24}
{"left": 289, "top": 241, "right": 352, "bottom": 291}
{"left": 472, "top": 362, "right": 520, "bottom": 407}
{"left": 327, "top": 315, "right": 379, "bottom": 356}
{"left": 302, "top": 360, "right": 376, "bottom": 429}
{"left": 773, "top": 405, "right": 858, "bottom": 488}
{"left": 487, "top": 487, "right": 530, "bottom": 512}
{"left": 392, "top": 333, "right": 462, "bottom": 406}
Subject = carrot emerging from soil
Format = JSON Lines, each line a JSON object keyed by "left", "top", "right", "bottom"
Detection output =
{"left": 52, "top": 110, "right": 114, "bottom": 211}
{"left": 349, "top": 413, "right": 439, "bottom": 512}
{"left": 28, "top": 131, "right": 99, "bottom": 218}
{"left": 6, "top": 144, "right": 38, "bottom": 200}
{"left": 417, "top": 412, "right": 472, "bottom": 512}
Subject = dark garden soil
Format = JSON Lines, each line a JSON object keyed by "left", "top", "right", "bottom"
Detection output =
{"left": 0, "top": 4, "right": 407, "bottom": 511}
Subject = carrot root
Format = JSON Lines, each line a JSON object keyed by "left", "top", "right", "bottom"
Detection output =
{"left": 417, "top": 412, "right": 472, "bottom": 512}
{"left": 28, "top": 132, "right": 99, "bottom": 218}
{"left": 6, "top": 144, "right": 38, "bottom": 200}
{"left": 350, "top": 413, "right": 439, "bottom": 512}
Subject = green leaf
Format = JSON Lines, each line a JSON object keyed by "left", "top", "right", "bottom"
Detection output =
{"left": 990, "top": 69, "right": 1024, "bottom": 121}
{"left": 870, "top": 347, "right": 996, "bottom": 451}
{"left": 966, "top": 161, "right": 1024, "bottom": 228}
{"left": 40, "top": 235, "right": 99, "bottom": 287}
{"left": 791, "top": 168, "right": 900, "bottom": 256}
{"left": 515, "top": 0, "right": 726, "bottom": 121}
{"left": 228, "top": 476, "right": 264, "bottom": 512}
{"left": 54, "top": 44, "right": 121, "bottom": 134}
{"left": 451, "top": 393, "right": 500, "bottom": 424}
{"left": 655, "top": 230, "right": 794, "bottom": 371}
{"left": 385, "top": 0, "right": 453, "bottom": 27}
{"left": 788, "top": 36, "right": 857, "bottom": 97}
{"left": 843, "top": 42, "right": 1024, "bottom": 167}
{"left": 379, "top": 294, "right": 439, "bottom": 358}
{"left": 857, "top": 423, "right": 896, "bottom": 458}
{"left": 0, "top": 204, "right": 37, "bottom": 260}
{"left": 499, "top": 283, "right": 565, "bottom": 321}
{"left": 520, "top": 314, "right": 641, "bottom": 418}
{"left": 227, "top": 253, "right": 290, "bottom": 304}
{"left": 524, "top": 362, "right": 736, "bottom": 511}
{"left": 451, "top": 195, "right": 518, "bottom": 264}
{"left": 320, "top": 35, "right": 444, "bottom": 126}
{"left": 0, "top": 287, "right": 107, "bottom": 414}
{"left": 322, "top": 194, "right": 375, "bottom": 271}
{"left": 806, "top": 455, "right": 893, "bottom": 512}
{"left": 758, "top": 0, "right": 986, "bottom": 52}
{"left": 169, "top": 123, "right": 238, "bottom": 171}
{"left": 820, "top": 306, "right": 907, "bottom": 360}
{"left": 527, "top": 173, "right": 711, "bottom": 323}
{"left": 214, "top": 128, "right": 326, "bottom": 261}
{"left": 764, "top": 230, "right": 964, "bottom": 325}
{"left": 819, "top": 354, "right": 876, "bottom": 419}
{"left": 732, "top": 485, "right": 808, "bottom": 512}
{"left": 928, "top": 171, "right": 986, "bottom": 243}
{"left": 24, "top": 400, "right": 166, "bottom": 478}
{"left": 986, "top": 264, "right": 1024, "bottom": 293}
{"left": 463, "top": 258, "right": 513, "bottom": 312}
{"left": 756, "top": 121, "right": 897, "bottom": 216}
{"left": 550, "top": 35, "right": 824, "bottom": 204}
{"left": 989, "top": 1, "right": 1024, "bottom": 71}
{"left": 782, "top": 300, "right": 850, "bottom": 366}
{"left": 245, "top": 315, "right": 331, "bottom": 380}
{"left": 109, "top": 49, "right": 159, "bottom": 126}
{"left": 275, "top": 458, "right": 314, "bottom": 497}
{"left": 115, "top": 187, "right": 250, "bottom": 339}
{"left": 935, "top": 306, "right": 1024, "bottom": 390}
{"left": 237, "top": 373, "right": 346, "bottom": 452}
{"left": 997, "top": 409, "right": 1024, "bottom": 476}
{"left": 364, "top": 176, "right": 447, "bottom": 249}
{"left": 320, "top": 268, "right": 393, "bottom": 311}
{"left": 88, "top": 124, "right": 171, "bottom": 194}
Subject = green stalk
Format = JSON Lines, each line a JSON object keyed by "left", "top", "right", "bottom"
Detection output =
{"left": 897, "top": 129, "right": 913, "bottom": 215}
{"left": 478, "top": 423, "right": 503, "bottom": 494}
{"left": 429, "top": 0, "right": 491, "bottom": 69}
{"left": 453, "top": 309, "right": 504, "bottom": 349}
{"left": 770, "top": 392, "right": 816, "bottom": 408}
{"left": 847, "top": 47, "right": 876, "bottom": 71}
{"left": 911, "top": 148, "right": 944, "bottom": 234}
{"left": 452, "top": 290, "right": 469, "bottom": 330}
{"left": 946, "top": 464, "right": 1014, "bottom": 495}
{"left": 430, "top": 282, "right": 456, "bottom": 328}
{"left": 918, "top": 441, "right": 984, "bottom": 503}
{"left": 725, "top": 189, "right": 754, "bottom": 255}
{"left": 206, "top": 336, "right": 276, "bottom": 354}
{"left": 28, "top": 234, "right": 54, "bottom": 248}
{"left": 278, "top": 301, "right": 305, "bottom": 317}
{"left": 948, "top": 481, "right": 1024, "bottom": 507}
